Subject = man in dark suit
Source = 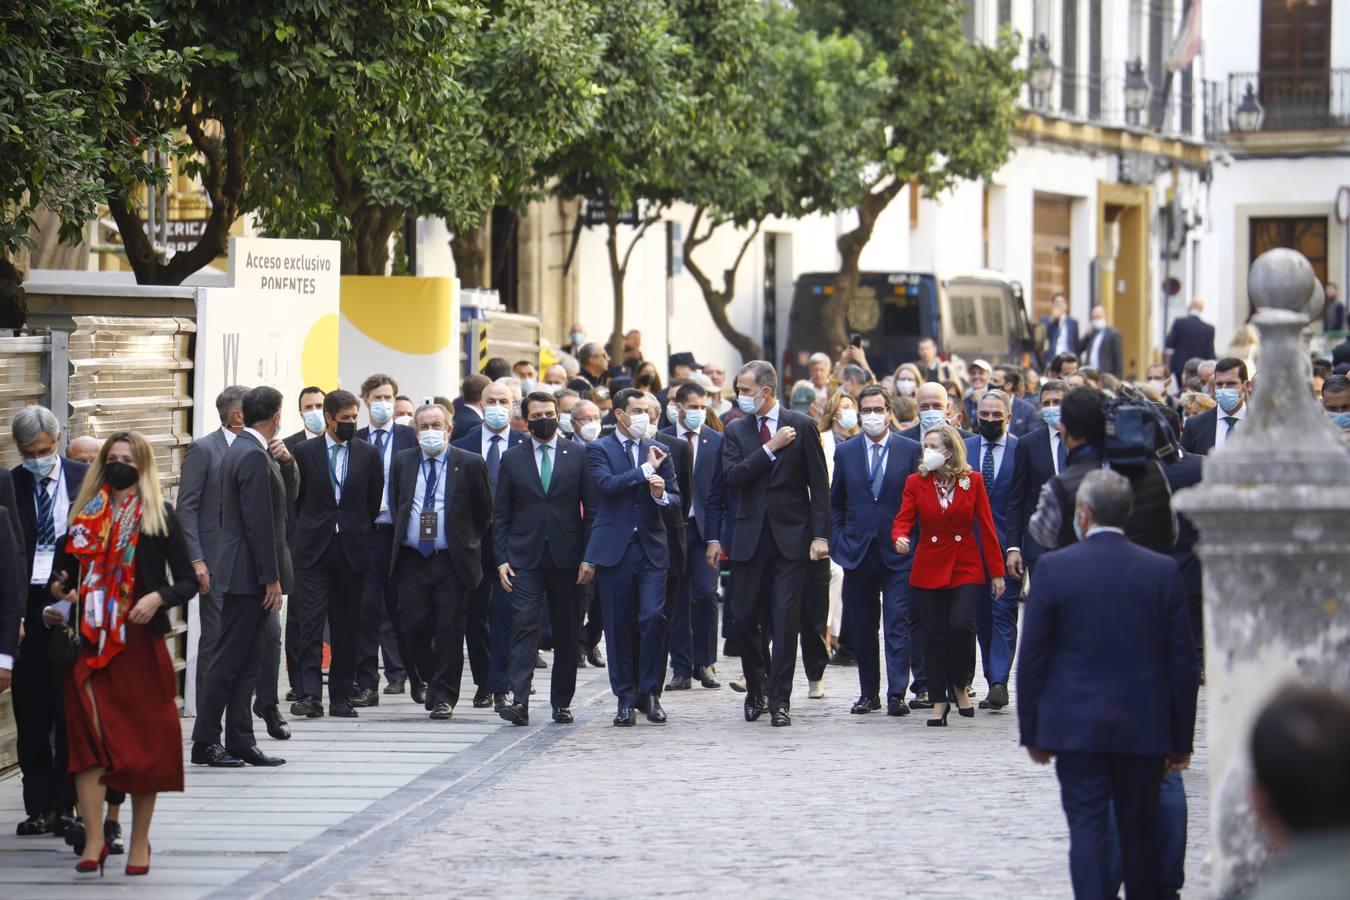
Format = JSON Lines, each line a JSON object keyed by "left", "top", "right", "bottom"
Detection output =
{"left": 1323, "top": 281, "right": 1344, "bottom": 333}
{"left": 830, "top": 386, "right": 921, "bottom": 716}
{"left": 191, "top": 386, "right": 296, "bottom": 769}
{"left": 9, "top": 406, "right": 80, "bottom": 834}
{"left": 966, "top": 390, "right": 1025, "bottom": 709}
{"left": 1181, "top": 356, "right": 1250, "bottom": 456}
{"left": 639, "top": 392, "right": 693, "bottom": 695}
{"left": 1079, "top": 305, "right": 1124, "bottom": 378}
{"left": 1157, "top": 404, "right": 1205, "bottom": 670}
{"left": 583, "top": 387, "right": 681, "bottom": 726}
{"left": 389, "top": 403, "right": 493, "bottom": 720}
{"left": 452, "top": 380, "right": 528, "bottom": 709}
{"left": 281, "top": 386, "right": 326, "bottom": 703}
{"left": 723, "top": 361, "right": 830, "bottom": 727}
{"left": 1039, "top": 293, "right": 1080, "bottom": 369}
{"left": 991, "top": 367, "right": 1039, "bottom": 437}
{"left": 1008, "top": 379, "right": 1069, "bottom": 585}
{"left": 1018, "top": 469, "right": 1198, "bottom": 900}
{"left": 289, "top": 389, "right": 384, "bottom": 719}
{"left": 1164, "top": 298, "right": 1217, "bottom": 384}
{"left": 661, "top": 382, "right": 725, "bottom": 690}
{"left": 453, "top": 373, "right": 490, "bottom": 437}
{"left": 495, "top": 391, "right": 598, "bottom": 725}
{"left": 353, "top": 373, "right": 418, "bottom": 704}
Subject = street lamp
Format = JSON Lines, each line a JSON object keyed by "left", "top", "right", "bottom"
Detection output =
{"left": 1028, "top": 34, "right": 1055, "bottom": 108}
{"left": 1233, "top": 82, "right": 1266, "bottom": 132}
{"left": 1124, "top": 59, "right": 1151, "bottom": 124}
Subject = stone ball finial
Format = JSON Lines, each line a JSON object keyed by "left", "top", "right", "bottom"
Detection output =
{"left": 1303, "top": 278, "right": 1325, "bottom": 322}
{"left": 1248, "top": 248, "right": 1316, "bottom": 312}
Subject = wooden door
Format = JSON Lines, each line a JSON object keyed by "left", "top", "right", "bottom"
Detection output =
{"left": 1033, "top": 195, "right": 1072, "bottom": 321}
{"left": 1249, "top": 216, "right": 1328, "bottom": 315}
{"left": 1260, "top": 0, "right": 1332, "bottom": 128}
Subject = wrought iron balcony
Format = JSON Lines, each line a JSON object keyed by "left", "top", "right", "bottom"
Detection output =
{"left": 1205, "top": 69, "right": 1350, "bottom": 138}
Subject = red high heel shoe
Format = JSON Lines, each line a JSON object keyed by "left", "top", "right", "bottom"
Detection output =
{"left": 75, "top": 844, "right": 109, "bottom": 876}
{"left": 125, "top": 844, "right": 152, "bottom": 876}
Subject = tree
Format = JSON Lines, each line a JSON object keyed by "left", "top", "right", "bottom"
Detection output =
{"left": 798, "top": 0, "right": 1022, "bottom": 355}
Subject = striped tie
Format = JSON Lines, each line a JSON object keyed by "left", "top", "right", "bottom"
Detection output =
{"left": 36, "top": 477, "right": 55, "bottom": 547}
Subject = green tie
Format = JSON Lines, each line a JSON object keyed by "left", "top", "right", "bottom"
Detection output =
{"left": 539, "top": 443, "right": 552, "bottom": 492}
{"left": 328, "top": 443, "right": 342, "bottom": 493}
{"left": 1224, "top": 416, "right": 1238, "bottom": 436}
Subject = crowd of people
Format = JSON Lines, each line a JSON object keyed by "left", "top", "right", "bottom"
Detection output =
{"left": 1, "top": 300, "right": 1347, "bottom": 891}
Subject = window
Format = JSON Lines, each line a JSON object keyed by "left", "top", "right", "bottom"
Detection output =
{"left": 1259, "top": 0, "right": 1333, "bottom": 129}
{"left": 1249, "top": 216, "right": 1328, "bottom": 316}
{"left": 998, "top": 0, "right": 1011, "bottom": 28}
{"left": 949, "top": 296, "right": 979, "bottom": 336}
{"left": 1148, "top": 0, "right": 1173, "bottom": 128}
{"left": 1061, "top": 0, "right": 1079, "bottom": 114}
{"left": 981, "top": 294, "right": 1005, "bottom": 336}
{"left": 1088, "top": 1, "right": 1103, "bottom": 119}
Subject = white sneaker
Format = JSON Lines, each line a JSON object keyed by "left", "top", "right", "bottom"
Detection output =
{"left": 809, "top": 680, "right": 826, "bottom": 699}
{"left": 729, "top": 676, "right": 747, "bottom": 693}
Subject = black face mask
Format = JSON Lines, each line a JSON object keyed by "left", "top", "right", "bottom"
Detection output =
{"left": 977, "top": 418, "right": 1005, "bottom": 442}
{"left": 104, "top": 461, "right": 139, "bottom": 490}
{"left": 334, "top": 421, "right": 356, "bottom": 443}
{"left": 528, "top": 417, "right": 560, "bottom": 441}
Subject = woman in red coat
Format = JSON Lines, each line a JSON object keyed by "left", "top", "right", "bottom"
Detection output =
{"left": 891, "top": 425, "right": 1005, "bottom": 726}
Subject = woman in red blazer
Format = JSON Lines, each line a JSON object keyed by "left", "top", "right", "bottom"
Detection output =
{"left": 891, "top": 425, "right": 1005, "bottom": 725}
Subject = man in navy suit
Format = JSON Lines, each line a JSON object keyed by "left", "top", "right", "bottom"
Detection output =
{"left": 965, "top": 390, "right": 1024, "bottom": 710}
{"left": 452, "top": 381, "right": 529, "bottom": 709}
{"left": 583, "top": 387, "right": 681, "bottom": 726}
{"left": 354, "top": 373, "right": 419, "bottom": 705}
{"left": 453, "top": 373, "right": 491, "bottom": 437}
{"left": 1018, "top": 469, "right": 1198, "bottom": 900}
{"left": 1040, "top": 293, "right": 1080, "bottom": 369}
{"left": 1007, "top": 379, "right": 1069, "bottom": 584}
{"left": 1164, "top": 298, "right": 1216, "bottom": 385}
{"left": 830, "top": 386, "right": 921, "bottom": 716}
{"left": 1181, "top": 356, "right": 1250, "bottom": 457}
{"left": 494, "top": 391, "right": 598, "bottom": 726}
{"left": 661, "top": 382, "right": 725, "bottom": 690}
{"left": 992, "top": 367, "right": 1039, "bottom": 437}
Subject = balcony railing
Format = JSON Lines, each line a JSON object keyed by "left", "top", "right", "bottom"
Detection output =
{"left": 1020, "top": 70, "right": 1205, "bottom": 142}
{"left": 1205, "top": 69, "right": 1350, "bottom": 138}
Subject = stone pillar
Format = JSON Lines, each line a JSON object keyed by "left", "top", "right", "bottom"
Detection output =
{"left": 1173, "top": 248, "right": 1350, "bottom": 897}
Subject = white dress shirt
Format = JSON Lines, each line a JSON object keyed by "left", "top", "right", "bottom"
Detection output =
{"left": 221, "top": 425, "right": 238, "bottom": 446}
{"left": 368, "top": 422, "right": 395, "bottom": 524}
{"left": 1214, "top": 401, "right": 1246, "bottom": 450}
{"left": 758, "top": 403, "right": 782, "bottom": 460}
{"left": 241, "top": 427, "right": 268, "bottom": 449}
{"left": 1088, "top": 329, "right": 1106, "bottom": 369}
{"left": 1050, "top": 428, "right": 1064, "bottom": 475}
{"left": 676, "top": 424, "right": 702, "bottom": 521}
{"left": 480, "top": 425, "right": 510, "bottom": 459}
{"left": 405, "top": 449, "right": 449, "bottom": 552}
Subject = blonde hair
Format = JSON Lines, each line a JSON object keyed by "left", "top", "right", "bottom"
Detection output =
{"left": 69, "top": 431, "right": 168, "bottom": 536}
{"left": 893, "top": 363, "right": 923, "bottom": 385}
{"left": 818, "top": 389, "right": 858, "bottom": 435}
{"left": 1180, "top": 391, "right": 1217, "bottom": 418}
{"left": 919, "top": 425, "right": 972, "bottom": 480}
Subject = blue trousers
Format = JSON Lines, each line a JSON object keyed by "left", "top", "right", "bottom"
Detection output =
{"left": 841, "top": 543, "right": 915, "bottom": 701}
{"left": 1056, "top": 752, "right": 1164, "bottom": 900}
{"left": 597, "top": 540, "right": 668, "bottom": 706}
{"left": 1107, "top": 771, "right": 1187, "bottom": 899}
{"left": 668, "top": 522, "right": 719, "bottom": 676}
{"left": 975, "top": 576, "right": 1021, "bottom": 687}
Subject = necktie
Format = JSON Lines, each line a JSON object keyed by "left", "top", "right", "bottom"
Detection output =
{"left": 36, "top": 476, "right": 55, "bottom": 547}
{"left": 328, "top": 443, "right": 342, "bottom": 494}
{"left": 487, "top": 435, "right": 501, "bottom": 486}
{"left": 1223, "top": 416, "right": 1238, "bottom": 437}
{"left": 373, "top": 429, "right": 388, "bottom": 456}
{"left": 1054, "top": 437, "right": 1067, "bottom": 473}
{"left": 418, "top": 458, "right": 438, "bottom": 557}
{"left": 685, "top": 430, "right": 696, "bottom": 460}
{"left": 759, "top": 416, "right": 772, "bottom": 445}
{"left": 869, "top": 444, "right": 885, "bottom": 498}
{"left": 624, "top": 440, "right": 636, "bottom": 469}
{"left": 539, "top": 443, "right": 552, "bottom": 492}
{"left": 982, "top": 442, "right": 996, "bottom": 488}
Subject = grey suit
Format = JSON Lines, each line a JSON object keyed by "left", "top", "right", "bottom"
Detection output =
{"left": 191, "top": 430, "right": 298, "bottom": 753}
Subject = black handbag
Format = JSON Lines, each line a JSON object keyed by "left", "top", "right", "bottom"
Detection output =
{"left": 48, "top": 606, "right": 81, "bottom": 669}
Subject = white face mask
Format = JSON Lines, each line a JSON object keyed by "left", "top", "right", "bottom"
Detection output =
{"left": 394, "top": 414, "right": 413, "bottom": 427}
{"left": 558, "top": 412, "right": 573, "bottom": 434}
{"left": 896, "top": 378, "right": 917, "bottom": 396}
{"left": 860, "top": 412, "right": 889, "bottom": 438}
{"left": 578, "top": 420, "right": 602, "bottom": 442}
{"left": 418, "top": 430, "right": 447, "bottom": 455}
{"left": 645, "top": 420, "right": 658, "bottom": 440}
{"left": 922, "top": 448, "right": 947, "bottom": 472}
{"left": 666, "top": 403, "right": 680, "bottom": 425}
{"left": 625, "top": 412, "right": 650, "bottom": 440}
{"left": 1092, "top": 318, "right": 1106, "bottom": 330}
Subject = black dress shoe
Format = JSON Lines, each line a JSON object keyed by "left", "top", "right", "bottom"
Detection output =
{"left": 828, "top": 648, "right": 857, "bottom": 667}
{"left": 472, "top": 687, "right": 493, "bottom": 708}
{"left": 103, "top": 820, "right": 124, "bottom": 855}
{"left": 613, "top": 707, "right": 636, "bottom": 726}
{"left": 646, "top": 697, "right": 667, "bottom": 724}
{"left": 383, "top": 678, "right": 407, "bottom": 695}
{"left": 285, "top": 688, "right": 299, "bottom": 703}
{"left": 586, "top": 648, "right": 606, "bottom": 668}
{"left": 430, "top": 702, "right": 453, "bottom": 721}
{"left": 234, "top": 745, "right": 286, "bottom": 767}
{"left": 986, "top": 682, "right": 1009, "bottom": 710}
{"left": 635, "top": 693, "right": 652, "bottom": 714}
{"left": 744, "top": 698, "right": 764, "bottom": 722}
{"left": 851, "top": 696, "right": 881, "bottom": 714}
{"left": 535, "top": 652, "right": 548, "bottom": 670}
{"left": 908, "top": 691, "right": 934, "bottom": 710}
{"left": 665, "top": 675, "right": 692, "bottom": 691}
{"left": 17, "top": 814, "right": 50, "bottom": 836}
{"left": 411, "top": 683, "right": 428, "bottom": 705}
{"left": 191, "top": 742, "right": 245, "bottom": 768}
{"left": 887, "top": 697, "right": 911, "bottom": 717}
{"left": 260, "top": 705, "right": 291, "bottom": 741}
{"left": 290, "top": 696, "right": 324, "bottom": 719}
{"left": 576, "top": 655, "right": 588, "bottom": 669}
{"left": 695, "top": 666, "right": 720, "bottom": 689}
{"left": 350, "top": 688, "right": 380, "bottom": 708}
{"left": 493, "top": 692, "right": 509, "bottom": 712}
{"left": 329, "top": 702, "right": 358, "bottom": 718}
{"left": 498, "top": 703, "right": 528, "bottom": 726}
{"left": 48, "top": 813, "right": 76, "bottom": 837}
{"left": 65, "top": 818, "right": 86, "bottom": 854}
{"left": 770, "top": 708, "right": 792, "bottom": 727}
{"left": 552, "top": 707, "right": 574, "bottom": 724}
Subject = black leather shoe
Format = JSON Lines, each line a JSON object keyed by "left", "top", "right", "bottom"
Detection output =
{"left": 770, "top": 708, "right": 792, "bottom": 727}
{"left": 65, "top": 818, "right": 86, "bottom": 854}
{"left": 329, "top": 702, "right": 358, "bottom": 718}
{"left": 103, "top": 820, "right": 124, "bottom": 855}
{"left": 411, "top": 683, "right": 428, "bottom": 705}
{"left": 695, "top": 666, "right": 720, "bottom": 689}
{"left": 613, "top": 707, "right": 636, "bottom": 726}
{"left": 586, "top": 648, "right": 606, "bottom": 668}
{"left": 744, "top": 698, "right": 764, "bottom": 722}
{"left": 430, "top": 702, "right": 453, "bottom": 721}
{"left": 290, "top": 696, "right": 324, "bottom": 719}
{"left": 234, "top": 745, "right": 286, "bottom": 767}
{"left": 499, "top": 703, "right": 528, "bottom": 726}
{"left": 535, "top": 652, "right": 548, "bottom": 670}
{"left": 17, "top": 814, "right": 50, "bottom": 836}
{"left": 576, "top": 655, "right": 588, "bottom": 669}
{"left": 493, "top": 692, "right": 509, "bottom": 712}
{"left": 383, "top": 678, "right": 407, "bottom": 695}
{"left": 665, "top": 675, "right": 692, "bottom": 691}
{"left": 260, "top": 705, "right": 291, "bottom": 741}
{"left": 828, "top": 648, "right": 856, "bottom": 667}
{"left": 472, "top": 687, "right": 492, "bottom": 708}
{"left": 284, "top": 688, "right": 299, "bottom": 703}
{"left": 350, "top": 688, "right": 380, "bottom": 708}
{"left": 635, "top": 693, "right": 652, "bottom": 714}
{"left": 646, "top": 697, "right": 667, "bottom": 724}
{"left": 49, "top": 813, "right": 75, "bottom": 837}
{"left": 851, "top": 696, "right": 881, "bottom": 714}
{"left": 887, "top": 697, "right": 911, "bottom": 717}
{"left": 908, "top": 691, "right": 934, "bottom": 710}
{"left": 986, "top": 682, "right": 1009, "bottom": 710}
{"left": 191, "top": 742, "right": 245, "bottom": 768}
{"left": 552, "top": 707, "right": 574, "bottom": 724}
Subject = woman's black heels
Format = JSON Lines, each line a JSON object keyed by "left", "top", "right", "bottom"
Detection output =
{"left": 958, "top": 705, "right": 975, "bottom": 718}
{"left": 927, "top": 706, "right": 950, "bottom": 727}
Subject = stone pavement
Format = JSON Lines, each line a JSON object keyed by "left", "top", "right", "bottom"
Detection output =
{"left": 0, "top": 656, "right": 1211, "bottom": 899}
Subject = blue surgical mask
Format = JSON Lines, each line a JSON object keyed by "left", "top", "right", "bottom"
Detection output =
{"left": 918, "top": 409, "right": 946, "bottom": 431}
{"left": 1328, "top": 410, "right": 1350, "bottom": 430}
{"left": 303, "top": 410, "right": 325, "bottom": 434}
{"left": 370, "top": 400, "right": 394, "bottom": 425}
{"left": 22, "top": 454, "right": 58, "bottom": 478}
{"left": 1041, "top": 406, "right": 1062, "bottom": 429}
{"left": 1215, "top": 388, "right": 1242, "bottom": 414}
{"left": 483, "top": 405, "right": 510, "bottom": 431}
{"left": 837, "top": 409, "right": 858, "bottom": 430}
{"left": 418, "top": 430, "right": 447, "bottom": 455}
{"left": 683, "top": 409, "right": 706, "bottom": 431}
{"left": 737, "top": 391, "right": 761, "bottom": 416}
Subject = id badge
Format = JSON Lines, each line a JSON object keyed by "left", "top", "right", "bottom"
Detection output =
{"left": 31, "top": 548, "right": 54, "bottom": 585}
{"left": 419, "top": 511, "right": 439, "bottom": 541}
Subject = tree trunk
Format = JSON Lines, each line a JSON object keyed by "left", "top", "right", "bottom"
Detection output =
{"left": 346, "top": 205, "right": 402, "bottom": 275}
{"left": 451, "top": 219, "right": 488, "bottom": 287}
{"left": 603, "top": 206, "right": 626, "bottom": 364}
{"left": 683, "top": 207, "right": 763, "bottom": 364}
{"left": 827, "top": 179, "right": 905, "bottom": 357}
